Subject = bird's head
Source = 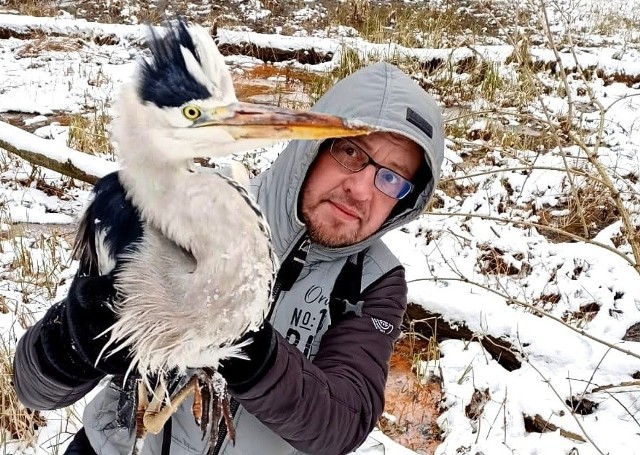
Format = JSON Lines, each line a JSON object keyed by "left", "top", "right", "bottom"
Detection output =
{"left": 114, "top": 20, "right": 373, "bottom": 164}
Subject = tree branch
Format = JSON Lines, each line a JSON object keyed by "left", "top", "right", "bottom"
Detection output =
{"left": 0, "top": 121, "right": 116, "bottom": 184}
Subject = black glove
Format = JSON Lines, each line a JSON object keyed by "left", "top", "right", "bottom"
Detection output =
{"left": 35, "top": 274, "right": 132, "bottom": 385}
{"left": 218, "top": 321, "right": 278, "bottom": 394}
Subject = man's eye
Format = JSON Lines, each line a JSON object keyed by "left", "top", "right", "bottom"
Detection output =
{"left": 343, "top": 146, "right": 359, "bottom": 157}
{"left": 383, "top": 172, "right": 399, "bottom": 185}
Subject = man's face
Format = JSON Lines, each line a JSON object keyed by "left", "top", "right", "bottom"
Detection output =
{"left": 300, "top": 132, "right": 423, "bottom": 248}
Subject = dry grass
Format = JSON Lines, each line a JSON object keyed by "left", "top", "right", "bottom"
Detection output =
{"left": 0, "top": 340, "right": 46, "bottom": 447}
{"left": 63, "top": 0, "right": 167, "bottom": 25}
{"left": 0, "top": 209, "right": 72, "bottom": 450}
{"left": 328, "top": 0, "right": 503, "bottom": 48}
{"left": 6, "top": 228, "right": 71, "bottom": 308}
{"left": 436, "top": 177, "right": 479, "bottom": 203}
{"left": 445, "top": 110, "right": 561, "bottom": 160}
{"left": 416, "top": 54, "right": 543, "bottom": 114}
{"left": 67, "top": 107, "right": 113, "bottom": 157}
{"left": 477, "top": 243, "right": 531, "bottom": 277}
{"left": 535, "top": 182, "right": 618, "bottom": 242}
{"left": 595, "top": 14, "right": 640, "bottom": 42}
{"left": 1, "top": 0, "right": 58, "bottom": 16}
{"left": 562, "top": 302, "right": 601, "bottom": 328}
{"left": 234, "top": 65, "right": 317, "bottom": 110}
{"left": 300, "top": 45, "right": 425, "bottom": 105}
{"left": 0, "top": 295, "right": 8, "bottom": 315}
{"left": 16, "top": 36, "right": 83, "bottom": 58}
{"left": 303, "top": 46, "right": 369, "bottom": 104}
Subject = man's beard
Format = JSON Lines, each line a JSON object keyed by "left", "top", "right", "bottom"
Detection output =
{"left": 301, "top": 195, "right": 367, "bottom": 248}
{"left": 303, "top": 213, "right": 359, "bottom": 248}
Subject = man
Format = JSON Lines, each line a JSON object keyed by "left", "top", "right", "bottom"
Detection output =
{"left": 13, "top": 62, "right": 443, "bottom": 455}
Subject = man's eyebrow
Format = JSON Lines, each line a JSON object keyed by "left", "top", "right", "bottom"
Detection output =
{"left": 353, "top": 139, "right": 413, "bottom": 178}
{"left": 386, "top": 160, "right": 412, "bottom": 178}
{"left": 374, "top": 148, "right": 412, "bottom": 175}
{"left": 375, "top": 150, "right": 412, "bottom": 177}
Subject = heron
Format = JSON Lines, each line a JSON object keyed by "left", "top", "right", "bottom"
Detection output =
{"left": 73, "top": 20, "right": 374, "bottom": 453}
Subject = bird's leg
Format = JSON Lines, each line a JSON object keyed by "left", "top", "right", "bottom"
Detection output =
{"left": 128, "top": 380, "right": 149, "bottom": 455}
{"left": 192, "top": 377, "right": 203, "bottom": 427}
{"left": 143, "top": 376, "right": 198, "bottom": 434}
{"left": 196, "top": 373, "right": 211, "bottom": 439}
{"left": 136, "top": 380, "right": 149, "bottom": 439}
{"left": 206, "top": 378, "right": 222, "bottom": 455}
{"left": 205, "top": 370, "right": 235, "bottom": 447}
{"left": 221, "top": 384, "right": 236, "bottom": 445}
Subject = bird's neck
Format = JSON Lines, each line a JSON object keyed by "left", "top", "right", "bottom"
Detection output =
{"left": 119, "top": 155, "right": 192, "bottom": 234}
{"left": 113, "top": 87, "right": 194, "bottom": 236}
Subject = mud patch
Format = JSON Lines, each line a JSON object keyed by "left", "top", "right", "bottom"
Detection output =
{"left": 380, "top": 336, "right": 442, "bottom": 454}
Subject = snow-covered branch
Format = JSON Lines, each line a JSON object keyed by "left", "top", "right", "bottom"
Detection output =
{"left": 0, "top": 121, "right": 117, "bottom": 184}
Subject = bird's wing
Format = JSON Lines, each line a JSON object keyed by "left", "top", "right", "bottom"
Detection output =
{"left": 73, "top": 172, "right": 144, "bottom": 276}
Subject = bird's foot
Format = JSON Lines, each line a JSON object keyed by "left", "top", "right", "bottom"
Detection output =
{"left": 196, "top": 369, "right": 236, "bottom": 453}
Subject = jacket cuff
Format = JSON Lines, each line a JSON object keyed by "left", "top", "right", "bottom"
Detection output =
{"left": 36, "top": 302, "right": 103, "bottom": 385}
{"left": 218, "top": 321, "right": 278, "bottom": 394}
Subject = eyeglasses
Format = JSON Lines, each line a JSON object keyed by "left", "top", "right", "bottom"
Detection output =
{"left": 328, "top": 138, "right": 415, "bottom": 200}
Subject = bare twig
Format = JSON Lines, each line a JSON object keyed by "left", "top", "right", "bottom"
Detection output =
{"left": 568, "top": 377, "right": 640, "bottom": 429}
{"left": 442, "top": 165, "right": 604, "bottom": 185}
{"left": 527, "top": 362, "right": 605, "bottom": 453}
{"left": 531, "top": 0, "right": 640, "bottom": 272}
{"left": 426, "top": 210, "right": 636, "bottom": 269}
{"left": 590, "top": 380, "right": 640, "bottom": 393}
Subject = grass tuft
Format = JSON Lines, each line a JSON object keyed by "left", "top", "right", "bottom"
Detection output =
{"left": 1, "top": 0, "right": 57, "bottom": 16}
{"left": 535, "top": 182, "right": 618, "bottom": 242}
{"left": 67, "top": 106, "right": 113, "bottom": 157}
{"left": 0, "top": 340, "right": 46, "bottom": 447}
{"left": 329, "top": 0, "right": 504, "bottom": 48}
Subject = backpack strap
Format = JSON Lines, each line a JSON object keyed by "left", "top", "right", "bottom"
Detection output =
{"left": 328, "top": 248, "right": 368, "bottom": 327}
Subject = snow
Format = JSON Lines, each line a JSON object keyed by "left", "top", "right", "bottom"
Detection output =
{"left": 0, "top": 121, "right": 118, "bottom": 182}
{"left": 1, "top": 2, "right": 640, "bottom": 455}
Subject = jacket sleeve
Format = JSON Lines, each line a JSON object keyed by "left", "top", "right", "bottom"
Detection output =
{"left": 13, "top": 319, "right": 101, "bottom": 410}
{"left": 232, "top": 265, "right": 407, "bottom": 455}
{"left": 13, "top": 172, "right": 141, "bottom": 410}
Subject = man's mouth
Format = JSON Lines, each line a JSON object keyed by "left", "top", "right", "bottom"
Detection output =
{"left": 329, "top": 201, "right": 361, "bottom": 220}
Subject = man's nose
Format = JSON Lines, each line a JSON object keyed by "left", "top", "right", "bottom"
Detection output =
{"left": 343, "top": 164, "right": 377, "bottom": 199}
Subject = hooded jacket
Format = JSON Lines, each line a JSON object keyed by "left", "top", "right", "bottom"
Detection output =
{"left": 13, "top": 62, "right": 443, "bottom": 455}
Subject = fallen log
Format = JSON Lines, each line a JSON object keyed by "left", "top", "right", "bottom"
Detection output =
{"left": 0, "top": 121, "right": 117, "bottom": 184}
{"left": 405, "top": 302, "right": 522, "bottom": 371}
{"left": 217, "top": 42, "right": 330, "bottom": 65}
{"left": 0, "top": 25, "right": 333, "bottom": 63}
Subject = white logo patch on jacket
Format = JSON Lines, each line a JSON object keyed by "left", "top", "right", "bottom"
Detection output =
{"left": 371, "top": 318, "right": 394, "bottom": 334}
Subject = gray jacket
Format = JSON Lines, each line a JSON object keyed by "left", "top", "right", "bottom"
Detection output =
{"left": 14, "top": 62, "right": 443, "bottom": 455}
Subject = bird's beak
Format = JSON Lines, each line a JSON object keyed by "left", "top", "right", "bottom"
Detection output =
{"left": 191, "top": 102, "right": 375, "bottom": 140}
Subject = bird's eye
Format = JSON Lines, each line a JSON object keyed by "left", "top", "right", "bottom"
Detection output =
{"left": 182, "top": 105, "right": 201, "bottom": 120}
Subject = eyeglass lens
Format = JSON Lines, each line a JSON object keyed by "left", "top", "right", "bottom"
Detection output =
{"left": 329, "top": 139, "right": 414, "bottom": 200}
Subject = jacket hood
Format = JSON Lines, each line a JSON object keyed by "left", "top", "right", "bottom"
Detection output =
{"left": 251, "top": 62, "right": 444, "bottom": 262}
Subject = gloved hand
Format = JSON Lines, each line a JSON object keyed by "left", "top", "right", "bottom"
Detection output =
{"left": 218, "top": 321, "right": 278, "bottom": 394}
{"left": 35, "top": 273, "right": 132, "bottom": 385}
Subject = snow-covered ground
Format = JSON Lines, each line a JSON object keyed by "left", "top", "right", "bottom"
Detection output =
{"left": 1, "top": 1, "right": 640, "bottom": 454}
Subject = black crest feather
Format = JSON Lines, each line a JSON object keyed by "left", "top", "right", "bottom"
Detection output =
{"left": 139, "top": 20, "right": 211, "bottom": 108}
